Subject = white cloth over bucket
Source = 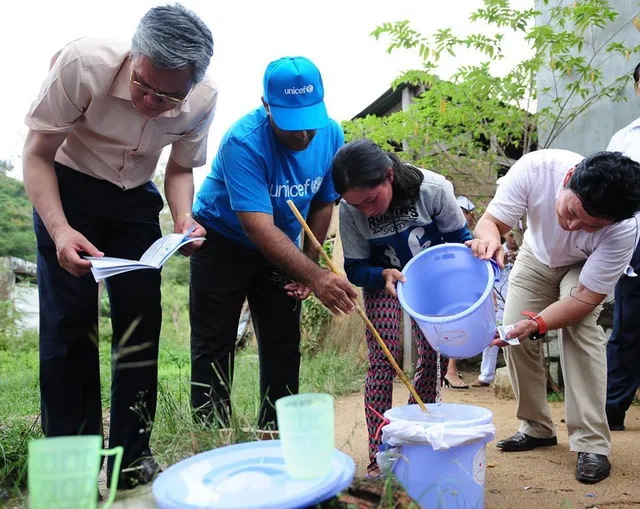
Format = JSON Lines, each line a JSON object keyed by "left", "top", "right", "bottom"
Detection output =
{"left": 381, "top": 420, "right": 495, "bottom": 450}
{"left": 379, "top": 403, "right": 495, "bottom": 509}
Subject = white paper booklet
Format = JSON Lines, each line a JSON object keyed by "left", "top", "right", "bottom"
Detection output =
{"left": 86, "top": 226, "right": 204, "bottom": 282}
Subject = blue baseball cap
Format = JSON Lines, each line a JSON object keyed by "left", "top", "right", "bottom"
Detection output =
{"left": 263, "top": 56, "right": 328, "bottom": 131}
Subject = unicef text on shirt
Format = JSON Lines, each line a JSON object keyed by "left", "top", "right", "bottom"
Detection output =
{"left": 284, "top": 84, "right": 315, "bottom": 95}
{"left": 269, "top": 177, "right": 323, "bottom": 198}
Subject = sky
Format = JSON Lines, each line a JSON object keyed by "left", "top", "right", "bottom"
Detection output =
{"left": 0, "top": 0, "right": 533, "bottom": 191}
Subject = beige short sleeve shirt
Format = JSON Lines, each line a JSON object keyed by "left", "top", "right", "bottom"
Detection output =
{"left": 25, "top": 37, "right": 218, "bottom": 189}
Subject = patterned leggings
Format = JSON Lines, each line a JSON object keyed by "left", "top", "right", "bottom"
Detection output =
{"left": 364, "top": 288, "right": 448, "bottom": 462}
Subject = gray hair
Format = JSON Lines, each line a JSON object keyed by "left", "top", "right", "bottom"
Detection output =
{"left": 131, "top": 3, "right": 213, "bottom": 84}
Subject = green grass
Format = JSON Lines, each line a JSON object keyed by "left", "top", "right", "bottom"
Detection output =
{"left": 0, "top": 323, "right": 365, "bottom": 422}
{"left": 0, "top": 416, "right": 40, "bottom": 502}
{"left": 0, "top": 308, "right": 366, "bottom": 495}
{"left": 546, "top": 391, "right": 564, "bottom": 403}
{"left": 0, "top": 253, "right": 366, "bottom": 497}
{"left": 150, "top": 343, "right": 367, "bottom": 465}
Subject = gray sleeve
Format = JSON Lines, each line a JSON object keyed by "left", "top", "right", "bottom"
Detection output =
{"left": 338, "top": 203, "right": 370, "bottom": 260}
{"left": 431, "top": 178, "right": 467, "bottom": 233}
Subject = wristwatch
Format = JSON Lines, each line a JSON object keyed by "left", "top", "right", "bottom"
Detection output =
{"left": 521, "top": 311, "right": 548, "bottom": 340}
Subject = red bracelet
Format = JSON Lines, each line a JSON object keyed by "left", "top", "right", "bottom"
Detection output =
{"left": 521, "top": 311, "right": 548, "bottom": 340}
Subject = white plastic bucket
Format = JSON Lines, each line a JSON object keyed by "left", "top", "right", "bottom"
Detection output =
{"left": 397, "top": 243, "right": 500, "bottom": 359}
{"left": 383, "top": 403, "right": 494, "bottom": 508}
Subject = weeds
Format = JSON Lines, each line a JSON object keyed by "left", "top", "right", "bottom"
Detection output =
{"left": 547, "top": 392, "right": 564, "bottom": 403}
{"left": 0, "top": 247, "right": 367, "bottom": 500}
{"left": 299, "top": 239, "right": 336, "bottom": 356}
{"left": 0, "top": 416, "right": 41, "bottom": 497}
{"left": 151, "top": 345, "right": 366, "bottom": 467}
{"left": 0, "top": 301, "right": 22, "bottom": 352}
{"left": 300, "top": 294, "right": 333, "bottom": 355}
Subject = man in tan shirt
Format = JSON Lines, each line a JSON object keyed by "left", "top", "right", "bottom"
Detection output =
{"left": 22, "top": 4, "right": 216, "bottom": 489}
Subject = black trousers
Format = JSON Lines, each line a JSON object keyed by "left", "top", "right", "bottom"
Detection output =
{"left": 606, "top": 242, "right": 640, "bottom": 425}
{"left": 34, "top": 163, "right": 163, "bottom": 479}
{"left": 189, "top": 228, "right": 302, "bottom": 428}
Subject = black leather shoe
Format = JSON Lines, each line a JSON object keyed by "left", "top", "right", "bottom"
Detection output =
{"left": 117, "top": 457, "right": 162, "bottom": 490}
{"left": 496, "top": 431, "right": 558, "bottom": 451}
{"left": 576, "top": 453, "right": 611, "bottom": 484}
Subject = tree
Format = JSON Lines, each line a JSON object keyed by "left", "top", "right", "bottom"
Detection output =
{"left": 0, "top": 160, "right": 13, "bottom": 177}
{"left": 343, "top": 0, "right": 640, "bottom": 204}
{"left": 0, "top": 174, "right": 37, "bottom": 262}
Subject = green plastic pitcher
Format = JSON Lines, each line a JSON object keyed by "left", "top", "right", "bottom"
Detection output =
{"left": 276, "top": 393, "right": 334, "bottom": 479}
{"left": 28, "top": 435, "right": 123, "bottom": 509}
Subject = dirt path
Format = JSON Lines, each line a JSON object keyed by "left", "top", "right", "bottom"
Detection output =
{"left": 336, "top": 373, "right": 640, "bottom": 509}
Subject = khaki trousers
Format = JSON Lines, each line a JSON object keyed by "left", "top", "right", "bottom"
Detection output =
{"left": 503, "top": 242, "right": 611, "bottom": 456}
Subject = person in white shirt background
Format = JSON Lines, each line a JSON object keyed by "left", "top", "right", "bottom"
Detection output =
{"left": 603, "top": 61, "right": 640, "bottom": 432}
{"left": 467, "top": 149, "right": 640, "bottom": 484}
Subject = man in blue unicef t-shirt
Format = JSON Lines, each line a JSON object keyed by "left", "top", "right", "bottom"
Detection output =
{"left": 191, "top": 56, "right": 357, "bottom": 428}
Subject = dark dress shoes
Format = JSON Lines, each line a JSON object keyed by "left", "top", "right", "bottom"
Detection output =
{"left": 576, "top": 453, "right": 611, "bottom": 484}
{"left": 117, "top": 457, "right": 162, "bottom": 490}
{"left": 496, "top": 431, "right": 558, "bottom": 451}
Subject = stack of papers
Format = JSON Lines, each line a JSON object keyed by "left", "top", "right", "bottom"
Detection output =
{"left": 86, "top": 227, "right": 204, "bottom": 282}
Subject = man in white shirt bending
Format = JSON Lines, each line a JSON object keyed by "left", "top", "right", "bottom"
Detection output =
{"left": 467, "top": 149, "right": 640, "bottom": 484}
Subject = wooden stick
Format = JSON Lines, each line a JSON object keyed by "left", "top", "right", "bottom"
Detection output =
{"left": 287, "top": 199, "right": 427, "bottom": 412}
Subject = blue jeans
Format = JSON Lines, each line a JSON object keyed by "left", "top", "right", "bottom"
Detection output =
{"left": 606, "top": 243, "right": 640, "bottom": 426}
{"left": 35, "top": 163, "right": 163, "bottom": 479}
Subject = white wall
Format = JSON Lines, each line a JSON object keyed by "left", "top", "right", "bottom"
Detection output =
{"left": 536, "top": 0, "right": 639, "bottom": 153}
{"left": 13, "top": 285, "right": 39, "bottom": 331}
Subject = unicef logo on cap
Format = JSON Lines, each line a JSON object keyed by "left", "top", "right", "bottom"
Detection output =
{"left": 311, "top": 177, "right": 323, "bottom": 193}
{"left": 284, "top": 84, "right": 315, "bottom": 95}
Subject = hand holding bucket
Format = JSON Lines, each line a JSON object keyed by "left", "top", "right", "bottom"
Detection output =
{"left": 465, "top": 236, "right": 506, "bottom": 268}
{"left": 28, "top": 435, "right": 123, "bottom": 509}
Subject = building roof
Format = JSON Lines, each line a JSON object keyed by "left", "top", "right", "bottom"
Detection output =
{"left": 351, "top": 83, "right": 409, "bottom": 120}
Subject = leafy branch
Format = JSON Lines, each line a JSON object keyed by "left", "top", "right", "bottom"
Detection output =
{"left": 344, "top": 0, "right": 640, "bottom": 202}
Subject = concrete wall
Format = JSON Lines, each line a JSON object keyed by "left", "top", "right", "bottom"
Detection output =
{"left": 13, "top": 285, "right": 39, "bottom": 331}
{"left": 536, "top": 0, "right": 639, "bottom": 153}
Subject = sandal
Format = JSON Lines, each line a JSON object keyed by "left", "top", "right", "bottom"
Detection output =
{"left": 471, "top": 379, "right": 491, "bottom": 387}
{"left": 444, "top": 375, "right": 469, "bottom": 389}
{"left": 365, "top": 460, "right": 385, "bottom": 480}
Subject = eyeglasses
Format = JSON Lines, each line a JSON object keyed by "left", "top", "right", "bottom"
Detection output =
{"left": 129, "top": 70, "right": 192, "bottom": 105}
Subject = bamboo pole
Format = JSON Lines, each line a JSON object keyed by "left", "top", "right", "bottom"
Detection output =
{"left": 287, "top": 200, "right": 427, "bottom": 412}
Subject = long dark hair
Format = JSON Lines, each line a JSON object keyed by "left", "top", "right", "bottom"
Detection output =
{"left": 332, "top": 139, "right": 424, "bottom": 206}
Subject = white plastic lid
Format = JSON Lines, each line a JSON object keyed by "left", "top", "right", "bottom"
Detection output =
{"left": 152, "top": 440, "right": 355, "bottom": 509}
